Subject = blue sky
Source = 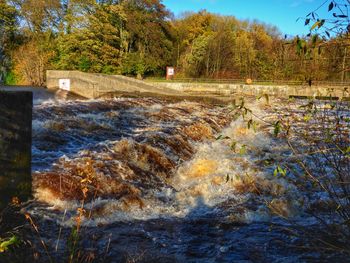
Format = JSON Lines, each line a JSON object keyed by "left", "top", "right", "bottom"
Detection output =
{"left": 163, "top": 0, "right": 329, "bottom": 36}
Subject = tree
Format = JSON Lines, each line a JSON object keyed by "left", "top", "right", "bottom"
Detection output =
{"left": 205, "top": 16, "right": 237, "bottom": 78}
{"left": 55, "top": 3, "right": 126, "bottom": 73}
{"left": 0, "top": 0, "right": 18, "bottom": 83}
{"left": 10, "top": 0, "right": 61, "bottom": 33}
{"left": 1, "top": 1, "right": 349, "bottom": 84}
{"left": 54, "top": 0, "right": 174, "bottom": 77}
{"left": 173, "top": 10, "right": 214, "bottom": 73}
{"left": 121, "top": 0, "right": 175, "bottom": 78}
{"left": 304, "top": 0, "right": 349, "bottom": 81}
{"left": 183, "top": 32, "right": 212, "bottom": 77}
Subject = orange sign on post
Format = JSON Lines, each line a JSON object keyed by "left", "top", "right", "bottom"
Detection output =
{"left": 166, "top": 67, "right": 175, "bottom": 80}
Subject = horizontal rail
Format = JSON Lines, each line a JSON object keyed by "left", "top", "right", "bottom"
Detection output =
{"left": 146, "top": 78, "right": 350, "bottom": 86}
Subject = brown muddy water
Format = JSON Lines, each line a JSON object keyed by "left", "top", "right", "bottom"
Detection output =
{"left": 1, "top": 87, "right": 348, "bottom": 262}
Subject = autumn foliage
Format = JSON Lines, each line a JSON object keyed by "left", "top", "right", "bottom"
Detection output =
{"left": 0, "top": 0, "right": 349, "bottom": 85}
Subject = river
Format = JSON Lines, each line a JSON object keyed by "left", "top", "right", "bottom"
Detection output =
{"left": 1, "top": 86, "right": 348, "bottom": 262}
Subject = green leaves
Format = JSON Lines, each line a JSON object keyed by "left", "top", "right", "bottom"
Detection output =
{"left": 310, "top": 21, "right": 319, "bottom": 31}
{"left": 273, "top": 165, "right": 287, "bottom": 177}
{"left": 0, "top": 236, "right": 20, "bottom": 253}
{"left": 303, "top": 114, "right": 312, "bottom": 122}
{"left": 239, "top": 144, "right": 247, "bottom": 155}
{"left": 216, "top": 134, "right": 231, "bottom": 140}
{"left": 247, "top": 119, "right": 258, "bottom": 132}
{"left": 328, "top": 1, "right": 334, "bottom": 12}
{"left": 305, "top": 1, "right": 349, "bottom": 38}
{"left": 273, "top": 121, "right": 281, "bottom": 137}
{"left": 230, "top": 141, "right": 237, "bottom": 152}
{"left": 310, "top": 20, "right": 325, "bottom": 31}
{"left": 344, "top": 147, "right": 350, "bottom": 157}
{"left": 247, "top": 119, "right": 253, "bottom": 130}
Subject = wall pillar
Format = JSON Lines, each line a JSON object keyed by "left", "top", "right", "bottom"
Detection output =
{"left": 0, "top": 91, "right": 33, "bottom": 210}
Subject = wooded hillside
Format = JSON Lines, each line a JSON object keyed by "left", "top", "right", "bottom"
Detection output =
{"left": 0, "top": 0, "right": 349, "bottom": 85}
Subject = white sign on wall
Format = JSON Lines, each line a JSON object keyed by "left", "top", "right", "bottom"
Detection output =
{"left": 167, "top": 67, "right": 174, "bottom": 76}
{"left": 59, "top": 79, "right": 71, "bottom": 91}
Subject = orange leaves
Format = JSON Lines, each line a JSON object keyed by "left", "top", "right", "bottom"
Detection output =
{"left": 82, "top": 187, "right": 89, "bottom": 199}
{"left": 78, "top": 159, "right": 97, "bottom": 200}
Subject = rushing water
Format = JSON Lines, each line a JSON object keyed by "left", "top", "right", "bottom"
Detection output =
{"left": 6, "top": 87, "right": 347, "bottom": 262}
{"left": 0, "top": 86, "right": 82, "bottom": 104}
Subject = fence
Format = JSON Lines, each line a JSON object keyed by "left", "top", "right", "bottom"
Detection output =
{"left": 147, "top": 78, "right": 350, "bottom": 87}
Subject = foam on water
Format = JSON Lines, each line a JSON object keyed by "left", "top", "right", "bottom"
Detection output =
{"left": 29, "top": 98, "right": 304, "bottom": 226}
{"left": 21, "top": 94, "right": 350, "bottom": 262}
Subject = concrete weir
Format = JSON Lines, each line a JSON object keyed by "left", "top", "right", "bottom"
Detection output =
{"left": 46, "top": 70, "right": 183, "bottom": 99}
{"left": 150, "top": 82, "right": 350, "bottom": 99}
{"left": 47, "top": 70, "right": 349, "bottom": 100}
{"left": 0, "top": 91, "right": 33, "bottom": 210}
